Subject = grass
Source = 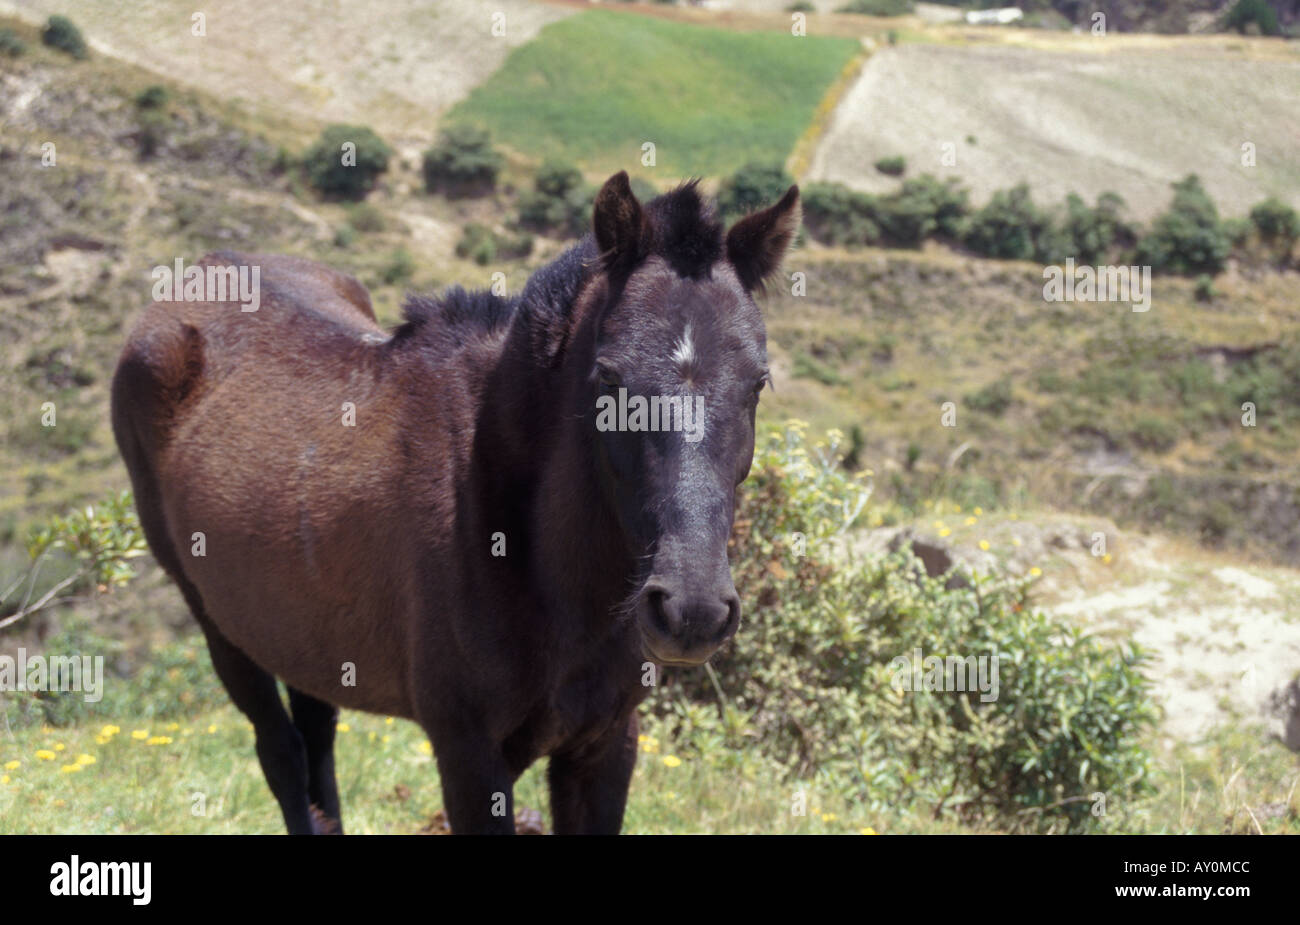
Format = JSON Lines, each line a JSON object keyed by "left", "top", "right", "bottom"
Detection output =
{"left": 446, "top": 9, "right": 860, "bottom": 178}
{"left": 2, "top": 633, "right": 1294, "bottom": 834}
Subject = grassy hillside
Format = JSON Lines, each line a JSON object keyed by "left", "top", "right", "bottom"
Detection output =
{"left": 810, "top": 35, "right": 1300, "bottom": 219}
{"left": 759, "top": 249, "right": 1300, "bottom": 561}
{"left": 0, "top": 0, "right": 572, "bottom": 143}
{"left": 446, "top": 9, "right": 861, "bottom": 177}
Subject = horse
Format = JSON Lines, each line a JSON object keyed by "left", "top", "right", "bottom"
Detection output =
{"left": 110, "top": 171, "right": 800, "bottom": 833}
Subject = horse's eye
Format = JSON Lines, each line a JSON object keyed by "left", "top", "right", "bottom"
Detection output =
{"left": 596, "top": 361, "right": 621, "bottom": 388}
{"left": 753, "top": 373, "right": 770, "bottom": 398}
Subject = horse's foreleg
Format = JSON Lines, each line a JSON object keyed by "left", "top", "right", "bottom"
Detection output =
{"left": 548, "top": 713, "right": 639, "bottom": 835}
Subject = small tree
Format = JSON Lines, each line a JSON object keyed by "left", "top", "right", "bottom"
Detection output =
{"left": 874, "top": 155, "right": 906, "bottom": 177}
{"left": 516, "top": 161, "right": 594, "bottom": 238}
{"left": 718, "top": 162, "right": 793, "bottom": 220}
{"left": 1249, "top": 196, "right": 1299, "bottom": 257}
{"left": 1135, "top": 175, "right": 1229, "bottom": 275}
{"left": 422, "top": 124, "right": 503, "bottom": 197}
{"left": 42, "top": 15, "right": 87, "bottom": 59}
{"left": 0, "top": 28, "right": 27, "bottom": 57}
{"left": 963, "top": 184, "right": 1048, "bottom": 260}
{"left": 303, "top": 125, "right": 393, "bottom": 201}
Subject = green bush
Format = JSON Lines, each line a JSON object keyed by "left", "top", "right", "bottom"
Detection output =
{"left": 802, "top": 182, "right": 881, "bottom": 246}
{"left": 1194, "top": 274, "right": 1217, "bottom": 302}
{"left": 1249, "top": 196, "right": 1299, "bottom": 253}
{"left": 649, "top": 424, "right": 1157, "bottom": 832}
{"left": 302, "top": 124, "right": 393, "bottom": 201}
{"left": 42, "top": 15, "right": 87, "bottom": 59}
{"left": 516, "top": 160, "right": 594, "bottom": 238}
{"left": 1135, "top": 175, "right": 1229, "bottom": 275}
{"left": 836, "top": 0, "right": 915, "bottom": 14}
{"left": 134, "top": 85, "right": 169, "bottom": 110}
{"left": 874, "top": 155, "right": 906, "bottom": 177}
{"left": 380, "top": 247, "right": 414, "bottom": 285}
{"left": 0, "top": 27, "right": 27, "bottom": 57}
{"left": 422, "top": 124, "right": 503, "bottom": 196}
{"left": 963, "top": 183, "right": 1048, "bottom": 260}
{"left": 718, "top": 162, "right": 794, "bottom": 220}
{"left": 455, "top": 223, "right": 534, "bottom": 266}
{"left": 964, "top": 378, "right": 1014, "bottom": 416}
{"left": 1048, "top": 191, "right": 1131, "bottom": 265}
{"left": 876, "top": 174, "right": 969, "bottom": 247}
{"left": 1223, "top": 0, "right": 1280, "bottom": 35}
{"left": 1130, "top": 414, "right": 1179, "bottom": 453}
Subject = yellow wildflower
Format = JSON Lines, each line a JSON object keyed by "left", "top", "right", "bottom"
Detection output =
{"left": 131, "top": 730, "right": 149, "bottom": 740}
{"left": 75, "top": 754, "right": 95, "bottom": 766}
{"left": 978, "top": 540, "right": 990, "bottom": 551}
{"left": 3, "top": 760, "right": 19, "bottom": 771}
{"left": 662, "top": 755, "right": 682, "bottom": 768}
{"left": 860, "top": 826, "right": 877, "bottom": 835}
{"left": 1029, "top": 567, "right": 1042, "bottom": 577}
{"left": 35, "top": 750, "right": 56, "bottom": 761}
{"left": 146, "top": 736, "right": 173, "bottom": 746}
{"left": 59, "top": 764, "right": 82, "bottom": 774}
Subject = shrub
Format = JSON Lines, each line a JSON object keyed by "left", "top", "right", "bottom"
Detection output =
{"left": 876, "top": 174, "right": 968, "bottom": 247}
{"left": 1130, "top": 414, "right": 1179, "bottom": 453}
{"left": 1051, "top": 191, "right": 1131, "bottom": 265}
{"left": 718, "top": 162, "right": 794, "bottom": 220}
{"left": 1223, "top": 0, "right": 1280, "bottom": 35}
{"left": 302, "top": 124, "right": 393, "bottom": 201}
{"left": 1134, "top": 175, "right": 1229, "bottom": 275}
{"left": 1249, "top": 196, "right": 1299, "bottom": 253}
{"left": 874, "top": 155, "right": 906, "bottom": 177}
{"left": 963, "top": 184, "right": 1048, "bottom": 260}
{"left": 785, "top": 1, "right": 816, "bottom": 10}
{"left": 455, "top": 223, "right": 534, "bottom": 266}
{"left": 134, "top": 85, "right": 169, "bottom": 110}
{"left": 836, "top": 0, "right": 915, "bottom": 14}
{"left": 42, "top": 15, "right": 87, "bottom": 59}
{"left": 1194, "top": 274, "right": 1217, "bottom": 303}
{"left": 345, "top": 202, "right": 387, "bottom": 233}
{"left": 516, "top": 160, "right": 594, "bottom": 238}
{"left": 648, "top": 423, "right": 1158, "bottom": 833}
{"left": 422, "top": 124, "right": 503, "bottom": 197}
{"left": 380, "top": 247, "right": 414, "bottom": 285}
{"left": 333, "top": 225, "right": 356, "bottom": 249}
{"left": 132, "top": 86, "right": 171, "bottom": 159}
{"left": 802, "top": 182, "right": 880, "bottom": 246}
{"left": 0, "top": 27, "right": 26, "bottom": 57}
{"left": 964, "top": 378, "right": 1014, "bottom": 416}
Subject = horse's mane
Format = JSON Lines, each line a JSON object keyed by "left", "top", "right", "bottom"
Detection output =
{"left": 391, "top": 179, "right": 724, "bottom": 350}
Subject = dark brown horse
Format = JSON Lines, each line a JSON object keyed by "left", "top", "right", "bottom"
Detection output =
{"left": 111, "top": 172, "right": 800, "bottom": 834}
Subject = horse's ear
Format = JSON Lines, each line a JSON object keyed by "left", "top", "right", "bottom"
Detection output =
{"left": 593, "top": 171, "right": 648, "bottom": 271}
{"left": 725, "top": 185, "right": 801, "bottom": 292}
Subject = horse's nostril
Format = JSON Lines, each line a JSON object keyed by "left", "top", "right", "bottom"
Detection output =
{"left": 724, "top": 595, "right": 741, "bottom": 634}
{"left": 646, "top": 588, "right": 680, "bottom": 636}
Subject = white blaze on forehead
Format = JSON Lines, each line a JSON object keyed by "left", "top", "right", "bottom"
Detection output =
{"left": 671, "top": 323, "right": 696, "bottom": 376}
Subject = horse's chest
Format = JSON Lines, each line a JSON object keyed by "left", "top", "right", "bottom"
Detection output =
{"left": 508, "top": 654, "right": 645, "bottom": 766}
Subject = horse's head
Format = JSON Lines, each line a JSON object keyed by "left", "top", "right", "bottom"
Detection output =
{"left": 585, "top": 172, "right": 800, "bottom": 666}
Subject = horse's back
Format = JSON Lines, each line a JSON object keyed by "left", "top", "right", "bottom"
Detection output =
{"left": 111, "top": 253, "right": 418, "bottom": 715}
